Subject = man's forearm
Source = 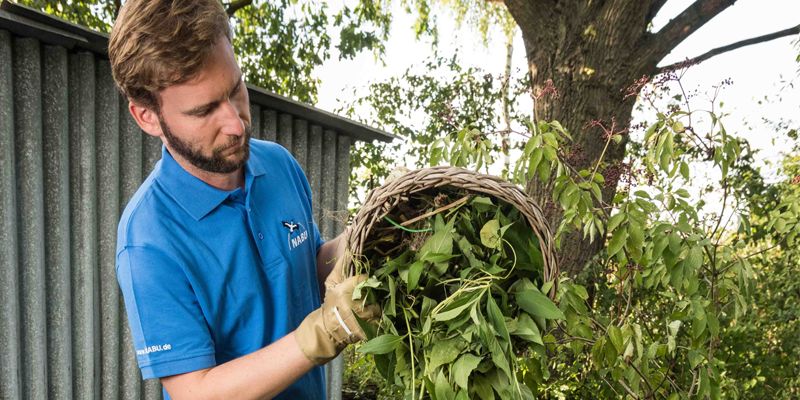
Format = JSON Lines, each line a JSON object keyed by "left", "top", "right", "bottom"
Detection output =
{"left": 316, "top": 233, "right": 345, "bottom": 289}
{"left": 161, "top": 332, "right": 314, "bottom": 400}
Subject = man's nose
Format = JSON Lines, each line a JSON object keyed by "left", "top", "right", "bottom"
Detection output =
{"left": 219, "top": 100, "right": 245, "bottom": 136}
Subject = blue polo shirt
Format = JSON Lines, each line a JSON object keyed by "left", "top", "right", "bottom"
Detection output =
{"left": 116, "top": 139, "right": 325, "bottom": 399}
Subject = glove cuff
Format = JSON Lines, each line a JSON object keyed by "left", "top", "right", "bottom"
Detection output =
{"left": 295, "top": 308, "right": 344, "bottom": 365}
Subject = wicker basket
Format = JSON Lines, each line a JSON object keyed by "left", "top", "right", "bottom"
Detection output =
{"left": 341, "top": 166, "right": 559, "bottom": 297}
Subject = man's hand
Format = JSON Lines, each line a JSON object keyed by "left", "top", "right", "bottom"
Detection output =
{"left": 316, "top": 232, "right": 348, "bottom": 291}
{"left": 160, "top": 234, "right": 375, "bottom": 399}
{"left": 295, "top": 273, "right": 381, "bottom": 365}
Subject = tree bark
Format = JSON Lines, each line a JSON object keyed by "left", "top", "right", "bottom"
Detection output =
{"left": 503, "top": 0, "right": 741, "bottom": 275}
{"left": 500, "top": 0, "right": 649, "bottom": 275}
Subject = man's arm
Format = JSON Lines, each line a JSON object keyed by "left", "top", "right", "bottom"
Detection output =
{"left": 161, "top": 232, "right": 375, "bottom": 400}
{"left": 161, "top": 332, "right": 313, "bottom": 400}
{"left": 316, "top": 233, "right": 345, "bottom": 292}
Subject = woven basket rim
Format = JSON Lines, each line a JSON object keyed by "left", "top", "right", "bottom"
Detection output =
{"left": 341, "top": 166, "right": 559, "bottom": 298}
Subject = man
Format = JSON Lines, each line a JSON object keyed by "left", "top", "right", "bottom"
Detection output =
{"left": 109, "top": 1, "right": 379, "bottom": 399}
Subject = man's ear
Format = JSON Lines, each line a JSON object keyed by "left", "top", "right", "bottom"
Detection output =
{"left": 128, "top": 101, "right": 163, "bottom": 138}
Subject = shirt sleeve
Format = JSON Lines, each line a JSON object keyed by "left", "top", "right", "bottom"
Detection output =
{"left": 116, "top": 245, "right": 216, "bottom": 379}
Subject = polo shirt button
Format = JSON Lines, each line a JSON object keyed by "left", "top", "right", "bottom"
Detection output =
{"left": 258, "top": 232, "right": 264, "bottom": 240}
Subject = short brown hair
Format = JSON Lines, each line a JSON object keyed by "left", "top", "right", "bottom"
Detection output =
{"left": 108, "top": 0, "right": 231, "bottom": 109}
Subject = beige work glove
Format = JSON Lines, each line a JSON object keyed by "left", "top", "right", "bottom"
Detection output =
{"left": 295, "top": 272, "right": 381, "bottom": 365}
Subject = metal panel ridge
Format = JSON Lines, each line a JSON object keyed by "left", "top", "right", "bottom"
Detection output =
{"left": 42, "top": 43, "right": 73, "bottom": 400}
{"left": 69, "top": 51, "right": 100, "bottom": 400}
{"left": 0, "top": 28, "right": 22, "bottom": 400}
{"left": 14, "top": 36, "right": 48, "bottom": 399}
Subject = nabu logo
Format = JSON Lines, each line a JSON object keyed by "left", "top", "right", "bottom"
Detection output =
{"left": 283, "top": 220, "right": 308, "bottom": 250}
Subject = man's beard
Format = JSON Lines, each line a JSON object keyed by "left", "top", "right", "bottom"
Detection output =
{"left": 158, "top": 115, "right": 251, "bottom": 174}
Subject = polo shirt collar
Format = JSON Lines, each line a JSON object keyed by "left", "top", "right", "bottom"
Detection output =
{"left": 157, "top": 145, "right": 266, "bottom": 221}
{"left": 245, "top": 144, "right": 267, "bottom": 177}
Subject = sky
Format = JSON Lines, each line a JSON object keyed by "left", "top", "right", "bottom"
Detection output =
{"left": 315, "top": 0, "right": 800, "bottom": 176}
{"left": 651, "top": 0, "right": 799, "bottom": 169}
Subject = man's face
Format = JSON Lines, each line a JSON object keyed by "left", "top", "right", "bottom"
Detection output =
{"left": 154, "top": 38, "right": 252, "bottom": 174}
{"left": 158, "top": 112, "right": 251, "bottom": 174}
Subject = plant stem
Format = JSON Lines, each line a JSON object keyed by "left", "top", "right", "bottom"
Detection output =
{"left": 403, "top": 308, "right": 417, "bottom": 400}
{"left": 400, "top": 195, "right": 472, "bottom": 227}
{"left": 431, "top": 282, "right": 488, "bottom": 317}
{"left": 590, "top": 133, "right": 614, "bottom": 183}
{"left": 383, "top": 216, "right": 432, "bottom": 233}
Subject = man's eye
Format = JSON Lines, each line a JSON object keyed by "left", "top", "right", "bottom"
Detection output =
{"left": 193, "top": 108, "right": 213, "bottom": 117}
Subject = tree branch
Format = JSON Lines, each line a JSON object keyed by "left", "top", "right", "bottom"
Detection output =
{"left": 646, "top": 0, "right": 669, "bottom": 23}
{"left": 225, "top": 0, "right": 252, "bottom": 17}
{"left": 504, "top": 0, "right": 555, "bottom": 33}
{"left": 112, "top": 0, "right": 121, "bottom": 19}
{"left": 656, "top": 24, "right": 800, "bottom": 74}
{"left": 645, "top": 0, "right": 737, "bottom": 64}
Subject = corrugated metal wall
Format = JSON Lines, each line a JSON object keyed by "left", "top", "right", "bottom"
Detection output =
{"left": 0, "top": 28, "right": 354, "bottom": 400}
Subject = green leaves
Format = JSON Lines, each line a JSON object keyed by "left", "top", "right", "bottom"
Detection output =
{"left": 516, "top": 289, "right": 565, "bottom": 320}
{"left": 347, "top": 69, "right": 793, "bottom": 399}
{"left": 428, "top": 338, "right": 464, "bottom": 372}
{"left": 607, "top": 226, "right": 628, "bottom": 256}
{"left": 685, "top": 246, "right": 704, "bottom": 271}
{"left": 418, "top": 229, "right": 455, "bottom": 261}
{"left": 353, "top": 276, "right": 381, "bottom": 300}
{"left": 480, "top": 219, "right": 502, "bottom": 248}
{"left": 433, "top": 292, "right": 481, "bottom": 322}
{"left": 358, "top": 334, "right": 404, "bottom": 355}
{"left": 434, "top": 369, "right": 456, "bottom": 400}
{"left": 362, "top": 108, "right": 794, "bottom": 395}
{"left": 352, "top": 189, "right": 556, "bottom": 398}
{"left": 407, "top": 260, "right": 426, "bottom": 291}
{"left": 667, "top": 320, "right": 681, "bottom": 354}
{"left": 486, "top": 296, "right": 511, "bottom": 343}
{"left": 453, "top": 353, "right": 482, "bottom": 390}
{"left": 607, "top": 325, "right": 624, "bottom": 354}
{"left": 511, "top": 313, "right": 543, "bottom": 345}
{"left": 503, "top": 221, "right": 544, "bottom": 273}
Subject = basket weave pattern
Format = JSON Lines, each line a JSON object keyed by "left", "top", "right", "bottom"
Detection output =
{"left": 342, "top": 166, "right": 559, "bottom": 296}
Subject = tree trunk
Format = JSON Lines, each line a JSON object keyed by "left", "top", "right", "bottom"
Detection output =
{"left": 503, "top": 0, "right": 738, "bottom": 275}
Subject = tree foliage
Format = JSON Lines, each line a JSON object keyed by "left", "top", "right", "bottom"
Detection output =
{"left": 19, "top": 0, "right": 119, "bottom": 32}
{"left": 18, "top": 0, "right": 392, "bottom": 103}
{"left": 389, "top": 0, "right": 800, "bottom": 276}
{"left": 338, "top": 52, "right": 530, "bottom": 204}
{"left": 337, "top": 5, "right": 800, "bottom": 394}
{"left": 345, "top": 66, "right": 800, "bottom": 397}
{"left": 230, "top": 0, "right": 391, "bottom": 103}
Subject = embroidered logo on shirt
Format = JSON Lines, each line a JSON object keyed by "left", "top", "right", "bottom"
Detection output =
{"left": 283, "top": 220, "right": 308, "bottom": 250}
{"left": 282, "top": 221, "right": 298, "bottom": 233}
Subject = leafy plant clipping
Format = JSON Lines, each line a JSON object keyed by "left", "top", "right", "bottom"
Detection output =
{"left": 352, "top": 189, "right": 561, "bottom": 400}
